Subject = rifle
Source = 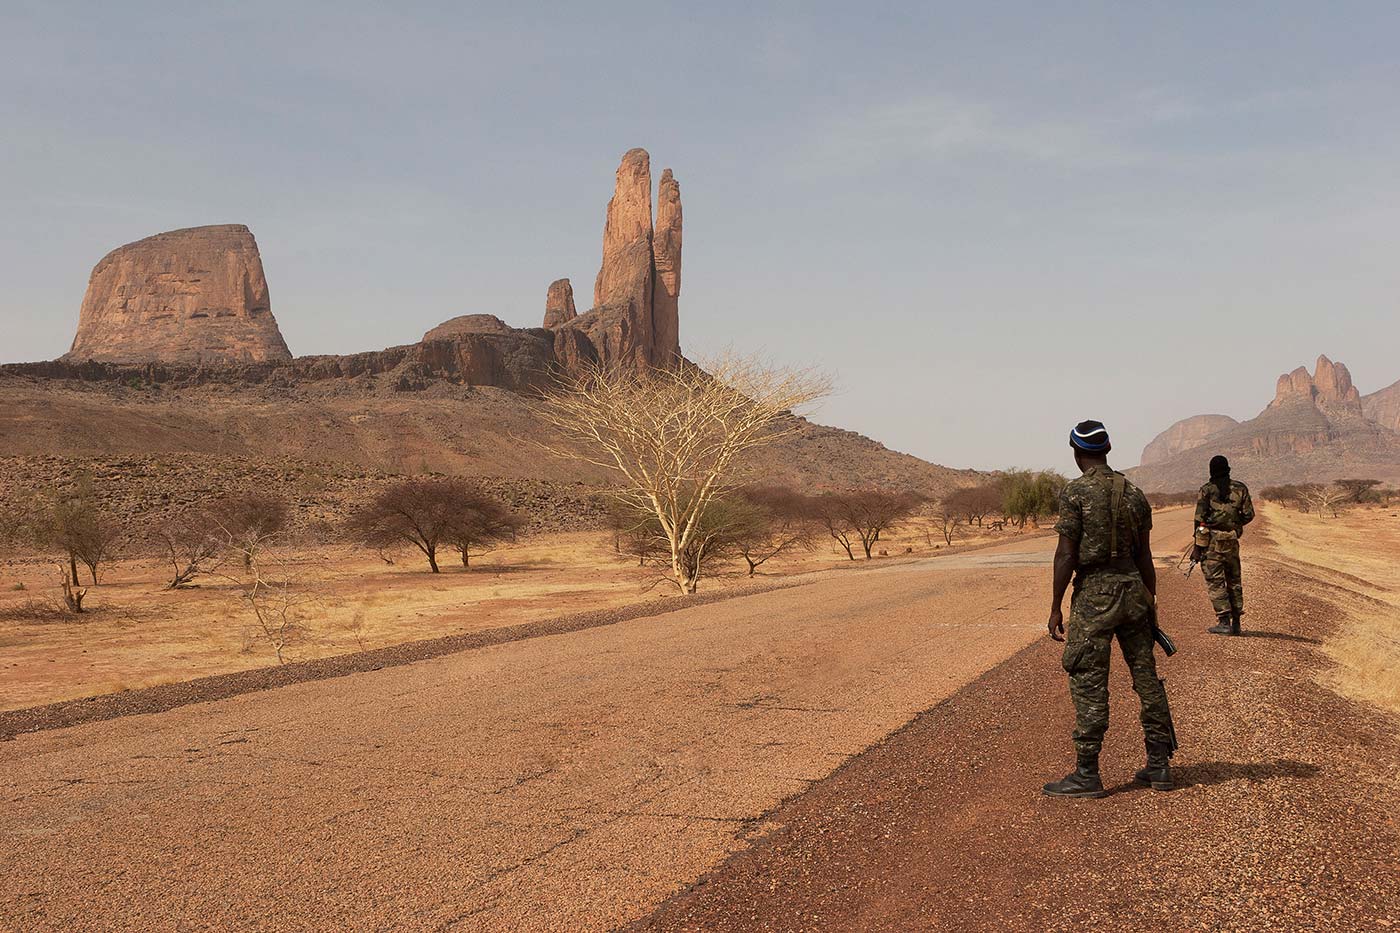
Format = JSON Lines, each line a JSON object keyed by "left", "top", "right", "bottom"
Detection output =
{"left": 1175, "top": 542, "right": 1198, "bottom": 578}
{"left": 1149, "top": 600, "right": 1177, "bottom": 657}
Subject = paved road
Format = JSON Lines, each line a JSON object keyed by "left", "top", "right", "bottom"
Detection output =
{"left": 1, "top": 511, "right": 1193, "bottom": 932}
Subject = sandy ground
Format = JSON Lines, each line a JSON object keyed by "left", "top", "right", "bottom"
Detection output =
{"left": 0, "top": 522, "right": 1016, "bottom": 712}
{"left": 0, "top": 511, "right": 1191, "bottom": 932}
{"left": 632, "top": 509, "right": 1400, "bottom": 932}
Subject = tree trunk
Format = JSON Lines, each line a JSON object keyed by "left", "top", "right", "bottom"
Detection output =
{"left": 427, "top": 548, "right": 440, "bottom": 573}
{"left": 69, "top": 553, "right": 79, "bottom": 587}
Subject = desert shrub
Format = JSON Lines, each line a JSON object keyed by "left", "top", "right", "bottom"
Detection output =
{"left": 1147, "top": 490, "right": 1196, "bottom": 509}
{"left": 1335, "top": 478, "right": 1383, "bottom": 504}
{"left": 155, "top": 513, "right": 227, "bottom": 589}
{"left": 612, "top": 492, "right": 786, "bottom": 587}
{"left": 208, "top": 492, "right": 291, "bottom": 569}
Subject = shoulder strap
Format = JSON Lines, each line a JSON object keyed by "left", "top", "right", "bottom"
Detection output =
{"left": 1109, "top": 474, "right": 1125, "bottom": 558}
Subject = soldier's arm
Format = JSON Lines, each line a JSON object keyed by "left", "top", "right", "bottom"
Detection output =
{"left": 1134, "top": 527, "right": 1156, "bottom": 598}
{"left": 1240, "top": 487, "right": 1256, "bottom": 528}
{"left": 1194, "top": 487, "right": 1209, "bottom": 526}
{"left": 1047, "top": 534, "right": 1077, "bottom": 641}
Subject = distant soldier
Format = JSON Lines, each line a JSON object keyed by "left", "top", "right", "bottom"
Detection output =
{"left": 1044, "top": 421, "right": 1177, "bottom": 798}
{"left": 1194, "top": 455, "right": 1255, "bottom": 636}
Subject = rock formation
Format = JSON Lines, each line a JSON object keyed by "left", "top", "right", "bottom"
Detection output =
{"left": 64, "top": 224, "right": 292, "bottom": 364}
{"left": 1269, "top": 355, "right": 1363, "bottom": 417}
{"left": 542, "top": 279, "right": 577, "bottom": 329}
{"left": 423, "top": 314, "right": 516, "bottom": 341}
{"left": 1131, "top": 355, "right": 1400, "bottom": 491}
{"left": 553, "top": 148, "right": 684, "bottom": 368}
{"left": 53, "top": 151, "right": 684, "bottom": 388}
{"left": 1139, "top": 414, "right": 1238, "bottom": 465}
{"left": 652, "top": 169, "right": 683, "bottom": 361}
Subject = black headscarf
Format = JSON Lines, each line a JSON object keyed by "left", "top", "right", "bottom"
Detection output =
{"left": 1209, "top": 455, "right": 1231, "bottom": 501}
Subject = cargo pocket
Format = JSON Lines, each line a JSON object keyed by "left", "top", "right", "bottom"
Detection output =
{"left": 1061, "top": 639, "right": 1091, "bottom": 673}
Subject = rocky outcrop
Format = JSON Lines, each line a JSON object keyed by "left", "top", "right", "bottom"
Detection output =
{"left": 1269, "top": 355, "right": 1363, "bottom": 417}
{"left": 542, "top": 279, "right": 577, "bottom": 329}
{"left": 1140, "top": 414, "right": 1238, "bottom": 465}
{"left": 423, "top": 314, "right": 516, "bottom": 340}
{"left": 652, "top": 169, "right": 683, "bottom": 361}
{"left": 1362, "top": 378, "right": 1400, "bottom": 432}
{"left": 64, "top": 224, "right": 292, "bottom": 364}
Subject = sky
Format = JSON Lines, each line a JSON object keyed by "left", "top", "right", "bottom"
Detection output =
{"left": 3, "top": 1, "right": 1398, "bottom": 472}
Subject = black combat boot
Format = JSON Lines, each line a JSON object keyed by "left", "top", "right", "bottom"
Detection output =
{"left": 1043, "top": 755, "right": 1107, "bottom": 798}
{"left": 1133, "top": 742, "right": 1175, "bottom": 791}
{"left": 1230, "top": 609, "right": 1242, "bottom": 636}
{"left": 1207, "top": 611, "right": 1233, "bottom": 635}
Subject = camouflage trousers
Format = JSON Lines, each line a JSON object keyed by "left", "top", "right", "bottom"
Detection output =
{"left": 1062, "top": 573, "right": 1175, "bottom": 758}
{"left": 1202, "top": 531, "right": 1243, "bottom": 615}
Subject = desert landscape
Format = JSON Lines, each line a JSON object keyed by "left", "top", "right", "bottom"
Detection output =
{"left": 4, "top": 6, "right": 1399, "bottom": 932}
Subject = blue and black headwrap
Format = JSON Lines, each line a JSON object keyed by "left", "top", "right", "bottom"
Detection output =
{"left": 1069, "top": 420, "right": 1111, "bottom": 453}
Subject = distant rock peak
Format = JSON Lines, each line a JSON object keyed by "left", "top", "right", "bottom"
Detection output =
{"left": 1270, "top": 355, "right": 1362, "bottom": 416}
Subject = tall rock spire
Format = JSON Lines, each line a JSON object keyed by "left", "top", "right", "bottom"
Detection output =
{"left": 652, "top": 168, "right": 683, "bottom": 361}
{"left": 593, "top": 148, "right": 654, "bottom": 362}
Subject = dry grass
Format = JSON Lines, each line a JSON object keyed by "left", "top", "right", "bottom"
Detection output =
{"left": 0, "top": 521, "right": 1021, "bottom": 711}
{"left": 1262, "top": 502, "right": 1400, "bottom": 716}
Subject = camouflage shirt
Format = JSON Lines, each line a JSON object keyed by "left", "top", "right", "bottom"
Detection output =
{"left": 1055, "top": 465, "right": 1153, "bottom": 575}
{"left": 1195, "top": 480, "right": 1255, "bottom": 533}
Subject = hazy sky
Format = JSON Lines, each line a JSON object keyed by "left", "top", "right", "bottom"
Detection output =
{"left": 3, "top": 2, "right": 1398, "bottom": 471}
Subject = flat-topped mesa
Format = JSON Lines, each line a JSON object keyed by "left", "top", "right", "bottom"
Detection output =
{"left": 63, "top": 224, "right": 292, "bottom": 364}
{"left": 652, "top": 168, "right": 683, "bottom": 361}
{"left": 542, "top": 279, "right": 577, "bottom": 329}
{"left": 1270, "top": 355, "right": 1363, "bottom": 417}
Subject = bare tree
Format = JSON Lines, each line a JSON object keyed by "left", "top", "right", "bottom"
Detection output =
{"left": 56, "top": 564, "right": 86, "bottom": 613}
{"left": 924, "top": 505, "right": 962, "bottom": 547}
{"left": 532, "top": 356, "right": 830, "bottom": 594}
{"left": 612, "top": 494, "right": 768, "bottom": 589}
{"left": 208, "top": 492, "right": 290, "bottom": 570}
{"left": 815, "top": 491, "right": 922, "bottom": 560}
{"left": 1301, "top": 484, "right": 1349, "bottom": 518}
{"left": 156, "top": 514, "right": 226, "bottom": 589}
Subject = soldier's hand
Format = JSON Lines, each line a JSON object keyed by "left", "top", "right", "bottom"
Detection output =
{"left": 1191, "top": 544, "right": 1205, "bottom": 563}
{"left": 1047, "top": 608, "right": 1065, "bottom": 642}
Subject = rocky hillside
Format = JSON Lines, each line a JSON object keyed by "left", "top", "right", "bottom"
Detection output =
{"left": 1131, "top": 356, "right": 1400, "bottom": 491}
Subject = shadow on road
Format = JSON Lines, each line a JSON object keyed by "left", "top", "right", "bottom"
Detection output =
{"left": 1239, "top": 630, "right": 1323, "bottom": 645}
{"left": 1173, "top": 758, "right": 1321, "bottom": 787}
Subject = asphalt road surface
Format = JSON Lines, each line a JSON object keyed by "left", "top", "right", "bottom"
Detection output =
{"left": 1, "top": 511, "right": 1194, "bottom": 932}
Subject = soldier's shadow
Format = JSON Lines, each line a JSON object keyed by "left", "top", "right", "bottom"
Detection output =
{"left": 1147, "top": 758, "right": 1320, "bottom": 790}
{"left": 1239, "top": 630, "right": 1322, "bottom": 646}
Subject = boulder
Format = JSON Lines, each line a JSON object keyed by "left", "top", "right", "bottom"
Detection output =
{"left": 64, "top": 224, "right": 292, "bottom": 364}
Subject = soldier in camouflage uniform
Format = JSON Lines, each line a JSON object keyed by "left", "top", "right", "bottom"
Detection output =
{"left": 1044, "top": 421, "right": 1177, "bottom": 798}
{"left": 1195, "top": 454, "right": 1255, "bottom": 636}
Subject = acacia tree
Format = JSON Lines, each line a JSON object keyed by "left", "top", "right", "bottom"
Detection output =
{"left": 42, "top": 477, "right": 124, "bottom": 585}
{"left": 532, "top": 356, "right": 830, "bottom": 594}
{"left": 815, "top": 490, "right": 922, "bottom": 559}
{"left": 729, "top": 486, "right": 816, "bottom": 576}
{"left": 349, "top": 478, "right": 516, "bottom": 573}
{"left": 1001, "top": 470, "right": 1065, "bottom": 528}
{"left": 156, "top": 513, "right": 226, "bottom": 589}
{"left": 449, "top": 495, "right": 524, "bottom": 567}
{"left": 944, "top": 483, "right": 1001, "bottom": 527}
